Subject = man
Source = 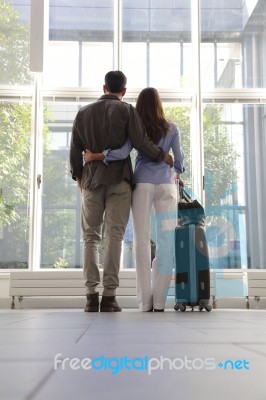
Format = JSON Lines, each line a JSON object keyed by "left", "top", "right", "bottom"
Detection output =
{"left": 70, "top": 71, "right": 173, "bottom": 312}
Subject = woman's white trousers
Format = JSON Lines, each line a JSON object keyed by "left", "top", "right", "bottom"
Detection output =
{"left": 132, "top": 183, "right": 178, "bottom": 311}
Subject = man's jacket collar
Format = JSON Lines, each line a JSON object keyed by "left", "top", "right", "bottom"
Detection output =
{"left": 98, "top": 94, "right": 121, "bottom": 101}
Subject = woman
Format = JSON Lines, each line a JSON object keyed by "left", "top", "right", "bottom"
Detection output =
{"left": 84, "top": 87, "right": 185, "bottom": 311}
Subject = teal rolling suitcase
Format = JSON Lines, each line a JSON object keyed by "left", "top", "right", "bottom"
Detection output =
{"left": 174, "top": 188, "right": 212, "bottom": 312}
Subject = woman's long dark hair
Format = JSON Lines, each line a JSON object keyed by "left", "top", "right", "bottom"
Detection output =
{"left": 136, "top": 87, "right": 169, "bottom": 144}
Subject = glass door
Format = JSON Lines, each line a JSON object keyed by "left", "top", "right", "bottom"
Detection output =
{"left": 40, "top": 101, "right": 83, "bottom": 269}
{"left": 202, "top": 103, "right": 247, "bottom": 269}
{"left": 0, "top": 101, "right": 32, "bottom": 269}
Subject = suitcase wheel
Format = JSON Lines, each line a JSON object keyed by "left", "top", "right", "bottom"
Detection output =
{"left": 174, "top": 303, "right": 187, "bottom": 312}
{"left": 198, "top": 300, "right": 212, "bottom": 312}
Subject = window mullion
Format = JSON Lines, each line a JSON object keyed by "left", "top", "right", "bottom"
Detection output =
{"left": 191, "top": 0, "right": 204, "bottom": 203}
{"left": 28, "top": 75, "right": 43, "bottom": 270}
{"left": 114, "top": 0, "right": 122, "bottom": 70}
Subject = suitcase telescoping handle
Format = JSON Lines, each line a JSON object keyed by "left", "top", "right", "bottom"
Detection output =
{"left": 175, "top": 181, "right": 193, "bottom": 227}
{"left": 175, "top": 179, "right": 180, "bottom": 227}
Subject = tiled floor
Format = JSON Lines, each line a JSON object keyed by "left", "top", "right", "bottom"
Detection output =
{"left": 0, "top": 308, "right": 266, "bottom": 400}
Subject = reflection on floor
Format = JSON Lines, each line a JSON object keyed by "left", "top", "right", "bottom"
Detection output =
{"left": 0, "top": 309, "right": 266, "bottom": 400}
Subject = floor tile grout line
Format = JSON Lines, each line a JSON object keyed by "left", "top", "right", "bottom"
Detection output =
{"left": 0, "top": 327, "right": 95, "bottom": 330}
{"left": 0, "top": 317, "right": 38, "bottom": 327}
{"left": 24, "top": 368, "right": 55, "bottom": 400}
{"left": 75, "top": 319, "right": 97, "bottom": 344}
{"left": 233, "top": 342, "right": 266, "bottom": 359}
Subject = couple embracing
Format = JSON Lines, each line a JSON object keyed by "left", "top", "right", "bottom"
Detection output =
{"left": 70, "top": 71, "right": 185, "bottom": 313}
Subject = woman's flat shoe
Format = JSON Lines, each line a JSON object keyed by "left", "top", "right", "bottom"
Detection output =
{"left": 154, "top": 309, "right": 164, "bottom": 312}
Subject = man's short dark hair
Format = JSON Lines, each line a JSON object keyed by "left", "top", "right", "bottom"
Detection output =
{"left": 104, "top": 71, "right": 127, "bottom": 93}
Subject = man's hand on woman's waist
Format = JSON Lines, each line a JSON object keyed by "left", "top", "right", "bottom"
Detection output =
{"left": 163, "top": 153, "right": 174, "bottom": 168}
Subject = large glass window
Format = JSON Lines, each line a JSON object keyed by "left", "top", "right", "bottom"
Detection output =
{"left": 0, "top": 101, "right": 31, "bottom": 269}
{"left": 164, "top": 104, "right": 191, "bottom": 187}
{"left": 41, "top": 102, "right": 82, "bottom": 268}
{"left": 0, "top": 0, "right": 31, "bottom": 85}
{"left": 1, "top": 0, "right": 266, "bottom": 271}
{"left": 44, "top": 0, "right": 114, "bottom": 87}
{"left": 201, "top": 43, "right": 242, "bottom": 89}
{"left": 0, "top": 0, "right": 32, "bottom": 269}
{"left": 82, "top": 42, "right": 113, "bottom": 87}
{"left": 203, "top": 103, "right": 247, "bottom": 269}
{"left": 201, "top": 0, "right": 266, "bottom": 89}
{"left": 45, "top": 41, "right": 79, "bottom": 87}
{"left": 122, "top": 1, "right": 192, "bottom": 89}
{"left": 122, "top": 43, "right": 147, "bottom": 88}
{"left": 242, "top": 104, "right": 266, "bottom": 269}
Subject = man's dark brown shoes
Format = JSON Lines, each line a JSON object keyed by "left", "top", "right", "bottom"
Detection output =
{"left": 84, "top": 293, "right": 99, "bottom": 312}
{"left": 100, "top": 295, "right": 122, "bottom": 312}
